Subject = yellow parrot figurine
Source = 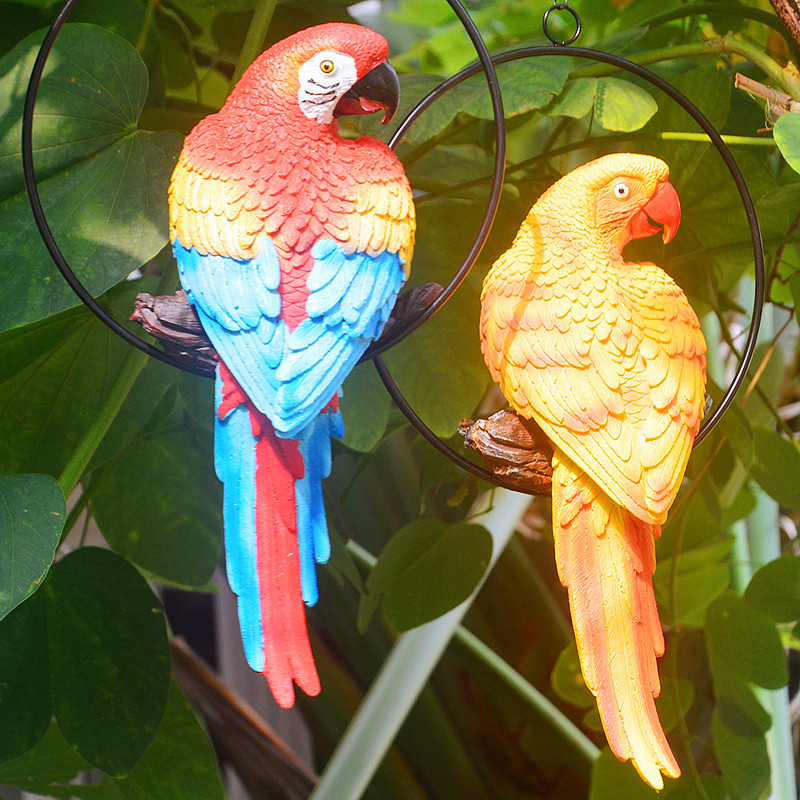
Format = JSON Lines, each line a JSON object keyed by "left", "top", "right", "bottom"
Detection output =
{"left": 480, "top": 153, "right": 707, "bottom": 789}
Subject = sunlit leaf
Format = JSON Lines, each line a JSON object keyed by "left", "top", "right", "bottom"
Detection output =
{"left": 774, "top": 112, "right": 800, "bottom": 174}
{"left": 594, "top": 77, "right": 657, "bottom": 132}
{"left": 551, "top": 642, "right": 594, "bottom": 708}
{"left": 0, "top": 473, "right": 65, "bottom": 619}
{"left": 589, "top": 748, "right": 662, "bottom": 800}
{"left": 340, "top": 360, "right": 393, "bottom": 452}
{"left": 0, "top": 24, "right": 181, "bottom": 333}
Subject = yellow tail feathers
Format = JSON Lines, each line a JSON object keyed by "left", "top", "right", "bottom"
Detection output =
{"left": 552, "top": 453, "right": 680, "bottom": 790}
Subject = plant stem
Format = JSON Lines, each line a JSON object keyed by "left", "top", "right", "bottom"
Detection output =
{"left": 346, "top": 539, "right": 596, "bottom": 778}
{"left": 310, "top": 489, "right": 533, "bottom": 800}
{"left": 229, "top": 0, "right": 278, "bottom": 91}
{"left": 57, "top": 346, "right": 149, "bottom": 498}
{"left": 135, "top": 0, "right": 157, "bottom": 53}
{"left": 576, "top": 35, "right": 800, "bottom": 99}
{"left": 56, "top": 268, "right": 177, "bottom": 497}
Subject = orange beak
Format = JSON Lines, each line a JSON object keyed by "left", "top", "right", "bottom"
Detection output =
{"left": 628, "top": 179, "right": 681, "bottom": 244}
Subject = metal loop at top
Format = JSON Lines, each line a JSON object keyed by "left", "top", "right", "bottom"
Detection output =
{"left": 375, "top": 44, "right": 765, "bottom": 494}
{"left": 543, "top": 3, "right": 582, "bottom": 46}
{"left": 22, "top": 0, "right": 506, "bottom": 373}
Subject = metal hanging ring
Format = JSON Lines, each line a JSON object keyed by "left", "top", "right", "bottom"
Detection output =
{"left": 21, "top": 0, "right": 506, "bottom": 373}
{"left": 543, "top": 3, "right": 582, "bottom": 46}
{"left": 375, "top": 44, "right": 765, "bottom": 494}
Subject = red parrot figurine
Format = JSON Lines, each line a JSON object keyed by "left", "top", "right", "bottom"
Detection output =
{"left": 169, "top": 23, "right": 415, "bottom": 708}
{"left": 480, "top": 153, "right": 707, "bottom": 789}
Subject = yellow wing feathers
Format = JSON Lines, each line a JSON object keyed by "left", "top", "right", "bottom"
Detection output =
{"left": 481, "top": 227, "right": 706, "bottom": 523}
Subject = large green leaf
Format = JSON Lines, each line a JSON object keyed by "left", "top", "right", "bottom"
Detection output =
{"left": 750, "top": 425, "right": 800, "bottom": 510}
{"left": 594, "top": 77, "right": 657, "bottom": 132}
{"left": 358, "top": 518, "right": 492, "bottom": 632}
{"left": 0, "top": 473, "right": 65, "bottom": 619}
{"left": 0, "top": 24, "right": 182, "bottom": 333}
{"left": 0, "top": 282, "right": 155, "bottom": 479}
{"left": 340, "top": 359, "right": 393, "bottom": 453}
{"left": 0, "top": 682, "right": 224, "bottom": 799}
{"left": 0, "top": 593, "right": 51, "bottom": 763}
{"left": 43, "top": 547, "right": 171, "bottom": 776}
{"left": 706, "top": 592, "right": 787, "bottom": 690}
{"left": 744, "top": 555, "right": 800, "bottom": 623}
{"left": 711, "top": 707, "right": 770, "bottom": 800}
{"left": 90, "top": 416, "right": 223, "bottom": 589}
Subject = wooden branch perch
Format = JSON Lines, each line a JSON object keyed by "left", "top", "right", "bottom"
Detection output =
{"left": 132, "top": 286, "right": 556, "bottom": 496}
{"left": 460, "top": 411, "right": 553, "bottom": 495}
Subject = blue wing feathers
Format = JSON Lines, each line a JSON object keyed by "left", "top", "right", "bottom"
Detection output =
{"left": 213, "top": 372, "right": 265, "bottom": 673}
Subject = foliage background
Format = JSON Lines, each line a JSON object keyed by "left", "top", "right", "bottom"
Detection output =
{"left": 1, "top": 0, "right": 800, "bottom": 798}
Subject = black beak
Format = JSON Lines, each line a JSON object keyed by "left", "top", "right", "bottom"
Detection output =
{"left": 333, "top": 60, "right": 400, "bottom": 124}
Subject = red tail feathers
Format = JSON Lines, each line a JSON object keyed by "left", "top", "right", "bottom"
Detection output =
{"left": 219, "top": 361, "right": 320, "bottom": 707}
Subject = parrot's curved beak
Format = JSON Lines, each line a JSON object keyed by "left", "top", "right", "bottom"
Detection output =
{"left": 334, "top": 60, "right": 401, "bottom": 124}
{"left": 629, "top": 180, "right": 681, "bottom": 244}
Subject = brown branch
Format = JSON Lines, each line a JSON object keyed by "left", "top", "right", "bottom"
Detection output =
{"left": 171, "top": 638, "right": 317, "bottom": 800}
{"left": 460, "top": 411, "right": 553, "bottom": 495}
{"left": 770, "top": 0, "right": 800, "bottom": 54}
{"left": 735, "top": 72, "right": 800, "bottom": 119}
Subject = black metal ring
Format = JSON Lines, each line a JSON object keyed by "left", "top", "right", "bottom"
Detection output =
{"left": 21, "top": 0, "right": 506, "bottom": 372}
{"left": 375, "top": 45, "right": 765, "bottom": 492}
{"left": 543, "top": 3, "right": 582, "bottom": 46}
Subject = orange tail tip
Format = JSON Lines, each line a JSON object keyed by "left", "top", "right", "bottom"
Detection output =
{"left": 552, "top": 453, "right": 680, "bottom": 790}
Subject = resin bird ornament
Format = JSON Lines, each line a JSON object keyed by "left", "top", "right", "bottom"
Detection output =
{"left": 480, "top": 153, "right": 706, "bottom": 789}
{"left": 169, "top": 23, "right": 415, "bottom": 708}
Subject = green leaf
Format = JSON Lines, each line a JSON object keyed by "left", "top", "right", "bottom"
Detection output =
{"left": 340, "top": 360, "right": 393, "bottom": 453}
{"left": 359, "top": 518, "right": 492, "bottom": 633}
{"left": 551, "top": 642, "right": 594, "bottom": 708}
{"left": 44, "top": 547, "right": 171, "bottom": 775}
{"left": 0, "top": 473, "right": 65, "bottom": 619}
{"left": 0, "top": 683, "right": 224, "bottom": 799}
{"left": 655, "top": 677, "right": 695, "bottom": 735}
{"left": 0, "top": 283, "right": 148, "bottom": 478}
{"left": 383, "top": 283, "right": 489, "bottom": 438}
{"left": 589, "top": 748, "right": 662, "bottom": 800}
{"left": 706, "top": 592, "right": 788, "bottom": 690}
{"left": 0, "top": 720, "right": 87, "bottom": 793}
{"left": 544, "top": 77, "right": 597, "bottom": 119}
{"left": 86, "top": 682, "right": 225, "bottom": 800}
{"left": 594, "top": 77, "right": 657, "bottom": 132}
{"left": 0, "top": 593, "right": 51, "bottom": 763}
{"left": 712, "top": 707, "right": 770, "bottom": 800}
{"left": 90, "top": 419, "right": 223, "bottom": 589}
{"left": 790, "top": 272, "right": 800, "bottom": 327}
{"left": 744, "top": 555, "right": 800, "bottom": 623}
{"left": 0, "top": 24, "right": 182, "bottom": 333}
{"left": 750, "top": 425, "right": 800, "bottom": 510}
{"left": 774, "top": 112, "right": 800, "bottom": 174}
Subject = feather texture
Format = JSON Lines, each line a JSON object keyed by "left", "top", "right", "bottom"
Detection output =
{"left": 170, "top": 23, "right": 415, "bottom": 707}
{"left": 480, "top": 153, "right": 706, "bottom": 788}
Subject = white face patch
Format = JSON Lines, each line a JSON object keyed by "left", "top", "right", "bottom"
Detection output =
{"left": 297, "top": 49, "right": 358, "bottom": 124}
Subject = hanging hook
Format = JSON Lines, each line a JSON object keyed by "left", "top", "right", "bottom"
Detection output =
{"left": 543, "top": 1, "right": 582, "bottom": 46}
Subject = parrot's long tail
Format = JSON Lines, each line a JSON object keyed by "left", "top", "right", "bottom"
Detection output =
{"left": 214, "top": 362, "right": 343, "bottom": 708}
{"left": 551, "top": 452, "right": 680, "bottom": 790}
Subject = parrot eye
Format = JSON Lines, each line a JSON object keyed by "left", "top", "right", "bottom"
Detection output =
{"left": 319, "top": 60, "right": 335, "bottom": 75}
{"left": 613, "top": 183, "right": 630, "bottom": 199}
